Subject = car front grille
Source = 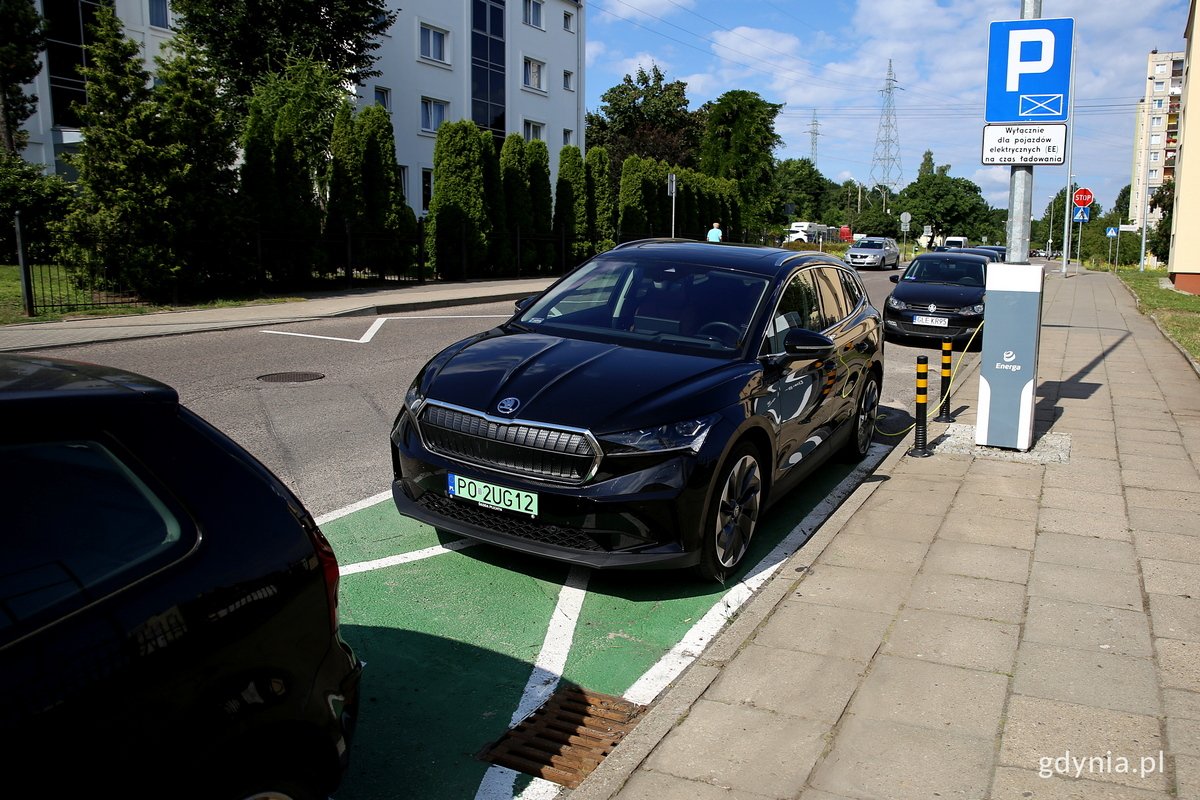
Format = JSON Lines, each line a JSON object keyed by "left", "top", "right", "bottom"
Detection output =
{"left": 417, "top": 402, "right": 600, "bottom": 484}
{"left": 899, "top": 301, "right": 960, "bottom": 313}
{"left": 415, "top": 492, "right": 607, "bottom": 551}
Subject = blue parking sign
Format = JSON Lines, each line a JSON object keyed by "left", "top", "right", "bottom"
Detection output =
{"left": 986, "top": 18, "right": 1074, "bottom": 123}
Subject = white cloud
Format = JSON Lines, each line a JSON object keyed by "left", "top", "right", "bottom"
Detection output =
{"left": 612, "top": 51, "right": 674, "bottom": 79}
{"left": 595, "top": 0, "right": 697, "bottom": 24}
{"left": 586, "top": 41, "right": 608, "bottom": 68}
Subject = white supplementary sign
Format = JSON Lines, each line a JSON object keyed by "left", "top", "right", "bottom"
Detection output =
{"left": 981, "top": 123, "right": 1066, "bottom": 165}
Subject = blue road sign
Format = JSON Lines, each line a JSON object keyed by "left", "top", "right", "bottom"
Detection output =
{"left": 1106, "top": 226, "right": 1118, "bottom": 238}
{"left": 1073, "top": 206, "right": 1090, "bottom": 223}
{"left": 986, "top": 18, "right": 1075, "bottom": 123}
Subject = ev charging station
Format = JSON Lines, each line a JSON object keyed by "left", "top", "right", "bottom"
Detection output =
{"left": 974, "top": 10, "right": 1072, "bottom": 451}
{"left": 975, "top": 263, "right": 1044, "bottom": 450}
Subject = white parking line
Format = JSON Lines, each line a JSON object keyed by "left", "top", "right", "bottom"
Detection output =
{"left": 261, "top": 315, "right": 510, "bottom": 344}
{"left": 475, "top": 566, "right": 590, "bottom": 800}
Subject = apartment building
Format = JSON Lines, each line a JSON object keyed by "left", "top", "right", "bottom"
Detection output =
{"left": 1129, "top": 50, "right": 1184, "bottom": 231}
{"left": 1170, "top": 2, "right": 1198, "bottom": 290}
{"left": 22, "top": 0, "right": 174, "bottom": 176}
{"left": 20, "top": 1, "right": 587, "bottom": 214}
{"left": 366, "top": 0, "right": 586, "bottom": 213}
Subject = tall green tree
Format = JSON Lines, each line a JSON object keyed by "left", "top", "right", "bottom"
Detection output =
{"left": 357, "top": 103, "right": 416, "bottom": 273}
{"left": 585, "top": 145, "right": 617, "bottom": 246}
{"left": 772, "top": 158, "right": 834, "bottom": 224}
{"left": 428, "top": 120, "right": 487, "bottom": 279}
{"left": 239, "top": 57, "right": 345, "bottom": 287}
{"left": 553, "top": 145, "right": 586, "bottom": 263}
{"left": 586, "top": 65, "right": 702, "bottom": 177}
{"left": 897, "top": 152, "right": 990, "bottom": 245}
{"left": 151, "top": 35, "right": 243, "bottom": 296}
{"left": 0, "top": 151, "right": 69, "bottom": 263}
{"left": 479, "top": 129, "right": 509, "bottom": 274}
{"left": 499, "top": 133, "right": 533, "bottom": 270}
{"left": 1148, "top": 179, "right": 1174, "bottom": 262}
{"left": 171, "top": 0, "right": 396, "bottom": 109}
{"left": 58, "top": 5, "right": 176, "bottom": 297}
{"left": 698, "top": 90, "right": 783, "bottom": 233}
{"left": 526, "top": 138, "right": 554, "bottom": 269}
{"left": 1, "top": 0, "right": 47, "bottom": 154}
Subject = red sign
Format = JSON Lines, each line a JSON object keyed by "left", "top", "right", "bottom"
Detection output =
{"left": 1073, "top": 187, "right": 1094, "bottom": 207}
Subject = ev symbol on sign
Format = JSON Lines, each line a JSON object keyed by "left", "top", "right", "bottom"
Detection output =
{"left": 986, "top": 18, "right": 1075, "bottom": 123}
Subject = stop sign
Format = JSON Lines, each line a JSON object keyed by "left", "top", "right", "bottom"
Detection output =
{"left": 1073, "top": 187, "right": 1094, "bottom": 207}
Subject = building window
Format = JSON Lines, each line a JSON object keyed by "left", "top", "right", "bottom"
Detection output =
{"left": 1151, "top": 133, "right": 1163, "bottom": 145}
{"left": 1155, "top": 62, "right": 1167, "bottom": 74}
{"left": 563, "top": 70, "right": 574, "bottom": 91}
{"left": 1152, "top": 116, "right": 1163, "bottom": 128}
{"left": 399, "top": 165, "right": 408, "bottom": 199}
{"left": 1149, "top": 168, "right": 1160, "bottom": 180}
{"left": 1153, "top": 98, "right": 1165, "bottom": 109}
{"left": 421, "top": 98, "right": 448, "bottom": 132}
{"left": 422, "top": 168, "right": 433, "bottom": 212}
{"left": 563, "top": 11, "right": 574, "bottom": 31}
{"left": 374, "top": 86, "right": 391, "bottom": 110}
{"left": 471, "top": 0, "right": 506, "bottom": 140}
{"left": 149, "top": 0, "right": 169, "bottom": 29}
{"left": 523, "top": 0, "right": 543, "bottom": 28}
{"left": 1154, "top": 81, "right": 1165, "bottom": 93}
{"left": 523, "top": 58, "right": 544, "bottom": 90}
{"left": 523, "top": 120, "right": 544, "bottom": 141}
{"left": 563, "top": 128, "right": 573, "bottom": 147}
{"left": 420, "top": 24, "right": 447, "bottom": 63}
{"left": 1151, "top": 151, "right": 1160, "bottom": 162}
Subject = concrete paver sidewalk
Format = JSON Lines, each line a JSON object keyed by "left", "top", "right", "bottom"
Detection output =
{"left": 571, "top": 269, "right": 1200, "bottom": 800}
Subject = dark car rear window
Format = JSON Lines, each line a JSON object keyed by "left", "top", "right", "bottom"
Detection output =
{"left": 0, "top": 440, "right": 185, "bottom": 645}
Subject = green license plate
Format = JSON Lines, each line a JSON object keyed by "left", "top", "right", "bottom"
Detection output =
{"left": 448, "top": 473, "right": 538, "bottom": 516}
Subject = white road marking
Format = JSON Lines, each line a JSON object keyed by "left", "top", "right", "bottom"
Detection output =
{"left": 315, "top": 490, "right": 393, "bottom": 526}
{"left": 338, "top": 540, "right": 478, "bottom": 575}
{"left": 474, "top": 566, "right": 591, "bottom": 800}
{"left": 261, "top": 314, "right": 509, "bottom": 344}
{"left": 623, "top": 442, "right": 888, "bottom": 706}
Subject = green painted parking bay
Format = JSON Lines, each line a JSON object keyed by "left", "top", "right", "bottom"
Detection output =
{"left": 324, "top": 449, "right": 882, "bottom": 800}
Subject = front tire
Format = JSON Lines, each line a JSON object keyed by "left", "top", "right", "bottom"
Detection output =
{"left": 841, "top": 371, "right": 881, "bottom": 462}
{"left": 696, "top": 443, "right": 763, "bottom": 582}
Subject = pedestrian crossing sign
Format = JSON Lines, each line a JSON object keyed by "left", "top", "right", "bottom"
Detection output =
{"left": 1073, "top": 206, "right": 1090, "bottom": 223}
{"left": 1106, "top": 226, "right": 1118, "bottom": 237}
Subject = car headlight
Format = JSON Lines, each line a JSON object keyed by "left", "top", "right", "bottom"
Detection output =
{"left": 957, "top": 303, "right": 985, "bottom": 316}
{"left": 600, "top": 414, "right": 721, "bottom": 454}
{"left": 886, "top": 295, "right": 906, "bottom": 310}
{"left": 404, "top": 383, "right": 425, "bottom": 413}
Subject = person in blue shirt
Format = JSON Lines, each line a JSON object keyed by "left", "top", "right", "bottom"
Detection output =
{"left": 706, "top": 222, "right": 723, "bottom": 243}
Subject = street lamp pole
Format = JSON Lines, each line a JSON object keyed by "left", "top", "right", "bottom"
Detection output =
{"left": 1047, "top": 197, "right": 1054, "bottom": 256}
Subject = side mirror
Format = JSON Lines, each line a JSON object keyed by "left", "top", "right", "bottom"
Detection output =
{"left": 889, "top": 274, "right": 900, "bottom": 283}
{"left": 514, "top": 295, "right": 536, "bottom": 313}
{"left": 783, "top": 328, "right": 836, "bottom": 360}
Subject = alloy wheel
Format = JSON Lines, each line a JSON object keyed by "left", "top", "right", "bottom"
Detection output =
{"left": 714, "top": 454, "right": 762, "bottom": 568}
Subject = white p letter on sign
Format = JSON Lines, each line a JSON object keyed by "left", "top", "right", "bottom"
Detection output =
{"left": 1006, "top": 29, "right": 1054, "bottom": 91}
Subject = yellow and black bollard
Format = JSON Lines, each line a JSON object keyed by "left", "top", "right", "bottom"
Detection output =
{"left": 909, "top": 355, "right": 933, "bottom": 458}
{"left": 934, "top": 337, "right": 955, "bottom": 422}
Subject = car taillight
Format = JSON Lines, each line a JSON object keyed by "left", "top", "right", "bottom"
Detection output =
{"left": 306, "top": 518, "right": 342, "bottom": 633}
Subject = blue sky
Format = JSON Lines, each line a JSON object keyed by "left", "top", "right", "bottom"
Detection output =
{"left": 583, "top": 0, "right": 1190, "bottom": 216}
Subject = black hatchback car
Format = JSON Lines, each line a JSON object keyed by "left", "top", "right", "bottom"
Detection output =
{"left": 390, "top": 240, "right": 884, "bottom": 581}
{"left": 0, "top": 356, "right": 362, "bottom": 799}
{"left": 883, "top": 251, "right": 990, "bottom": 345}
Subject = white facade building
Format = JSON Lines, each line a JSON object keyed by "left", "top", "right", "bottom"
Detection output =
{"left": 1130, "top": 50, "right": 1184, "bottom": 229}
{"left": 20, "top": 0, "right": 587, "bottom": 215}
{"left": 366, "top": 0, "right": 585, "bottom": 212}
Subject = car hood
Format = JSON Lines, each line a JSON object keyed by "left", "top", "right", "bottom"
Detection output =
{"left": 890, "top": 281, "right": 984, "bottom": 306}
{"left": 416, "top": 330, "right": 751, "bottom": 433}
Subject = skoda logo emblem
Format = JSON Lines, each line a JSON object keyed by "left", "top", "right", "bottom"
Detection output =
{"left": 496, "top": 397, "right": 521, "bottom": 415}
{"left": 1003, "top": 350, "right": 1017, "bottom": 363}
{"left": 927, "top": 303, "right": 937, "bottom": 314}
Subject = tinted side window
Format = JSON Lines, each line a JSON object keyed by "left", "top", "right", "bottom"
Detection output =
{"left": 813, "top": 267, "right": 849, "bottom": 329}
{"left": 1, "top": 440, "right": 184, "bottom": 645}
{"left": 839, "top": 269, "right": 864, "bottom": 309}
{"left": 762, "top": 269, "right": 821, "bottom": 354}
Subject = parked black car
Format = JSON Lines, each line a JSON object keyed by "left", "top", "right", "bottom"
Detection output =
{"left": 883, "top": 252, "right": 990, "bottom": 345}
{"left": 0, "top": 355, "right": 362, "bottom": 799}
{"left": 390, "top": 240, "right": 884, "bottom": 581}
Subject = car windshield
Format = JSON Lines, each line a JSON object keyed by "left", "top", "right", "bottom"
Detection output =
{"left": 855, "top": 241, "right": 883, "bottom": 249}
{"left": 514, "top": 258, "right": 771, "bottom": 355}
{"left": 902, "top": 258, "right": 985, "bottom": 286}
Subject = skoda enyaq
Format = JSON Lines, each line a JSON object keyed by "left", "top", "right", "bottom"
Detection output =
{"left": 390, "top": 240, "right": 884, "bottom": 581}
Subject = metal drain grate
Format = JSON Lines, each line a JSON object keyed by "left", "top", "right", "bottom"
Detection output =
{"left": 256, "top": 371, "right": 325, "bottom": 383}
{"left": 479, "top": 685, "right": 646, "bottom": 788}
